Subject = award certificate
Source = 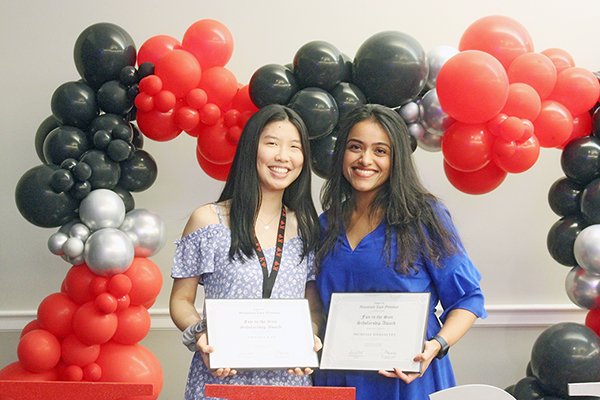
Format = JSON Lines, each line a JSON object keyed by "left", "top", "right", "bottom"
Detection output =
{"left": 320, "top": 292, "right": 430, "bottom": 372}
{"left": 205, "top": 298, "right": 318, "bottom": 370}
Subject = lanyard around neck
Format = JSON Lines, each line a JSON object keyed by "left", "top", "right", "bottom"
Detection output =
{"left": 254, "top": 205, "right": 286, "bottom": 299}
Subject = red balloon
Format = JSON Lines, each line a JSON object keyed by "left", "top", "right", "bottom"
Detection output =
{"left": 154, "top": 90, "right": 177, "bottom": 113}
{"left": 493, "top": 135, "right": 540, "bottom": 173}
{"left": 95, "top": 292, "right": 118, "bottom": 314}
{"left": 62, "top": 364, "right": 84, "bottom": 381}
{"left": 182, "top": 19, "right": 234, "bottom": 69}
{"left": 17, "top": 330, "right": 61, "bottom": 373}
{"left": 444, "top": 160, "right": 508, "bottom": 195}
{"left": 499, "top": 116, "right": 526, "bottom": 142}
{"left": 21, "top": 319, "right": 41, "bottom": 338}
{"left": 492, "top": 138, "right": 517, "bottom": 158}
{"left": 198, "top": 67, "right": 238, "bottom": 109}
{"left": 112, "top": 305, "right": 152, "bottom": 344}
{"left": 231, "top": 84, "right": 259, "bottom": 115}
{"left": 137, "top": 35, "right": 182, "bottom": 66}
{"left": 0, "top": 361, "right": 58, "bottom": 381}
{"left": 97, "top": 341, "right": 163, "bottom": 400}
{"left": 124, "top": 257, "right": 163, "bottom": 307}
{"left": 83, "top": 362, "right": 102, "bottom": 382}
{"left": 547, "top": 67, "right": 600, "bottom": 116}
{"left": 154, "top": 49, "right": 202, "bottom": 98}
{"left": 437, "top": 50, "right": 509, "bottom": 124}
{"left": 72, "top": 301, "right": 118, "bottom": 345}
{"left": 199, "top": 103, "right": 222, "bottom": 126}
{"left": 458, "top": 15, "right": 534, "bottom": 70}
{"left": 37, "top": 292, "right": 79, "bottom": 338}
{"left": 177, "top": 106, "right": 200, "bottom": 132}
{"left": 196, "top": 146, "right": 232, "bottom": 181}
{"left": 61, "top": 333, "right": 101, "bottom": 367}
{"left": 136, "top": 107, "right": 182, "bottom": 142}
{"left": 108, "top": 274, "right": 132, "bottom": 298}
{"left": 442, "top": 122, "right": 494, "bottom": 172}
{"left": 196, "top": 117, "right": 238, "bottom": 165}
{"left": 139, "top": 75, "right": 162, "bottom": 96}
{"left": 64, "top": 264, "right": 97, "bottom": 304}
{"left": 186, "top": 88, "right": 209, "bottom": 109}
{"left": 541, "top": 48, "right": 576, "bottom": 74}
{"left": 501, "top": 83, "right": 541, "bottom": 121}
{"left": 586, "top": 308, "right": 600, "bottom": 336}
{"left": 533, "top": 100, "right": 573, "bottom": 148}
{"left": 90, "top": 276, "right": 109, "bottom": 297}
{"left": 558, "top": 112, "right": 593, "bottom": 149}
{"left": 507, "top": 52, "right": 557, "bottom": 99}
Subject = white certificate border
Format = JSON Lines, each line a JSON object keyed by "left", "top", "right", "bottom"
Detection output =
{"left": 320, "top": 292, "right": 431, "bottom": 372}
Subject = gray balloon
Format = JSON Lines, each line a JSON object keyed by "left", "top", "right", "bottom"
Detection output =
{"left": 574, "top": 224, "right": 600, "bottom": 275}
{"left": 419, "top": 88, "right": 455, "bottom": 135}
{"left": 426, "top": 45, "right": 459, "bottom": 89}
{"left": 417, "top": 131, "right": 444, "bottom": 152}
{"left": 63, "top": 236, "right": 85, "bottom": 258}
{"left": 397, "top": 101, "right": 420, "bottom": 124}
{"left": 84, "top": 228, "right": 134, "bottom": 276}
{"left": 69, "top": 223, "right": 91, "bottom": 242}
{"left": 119, "top": 209, "right": 167, "bottom": 257}
{"left": 407, "top": 122, "right": 425, "bottom": 141}
{"left": 565, "top": 266, "right": 600, "bottom": 309}
{"left": 79, "top": 188, "right": 126, "bottom": 232}
{"left": 48, "top": 232, "right": 68, "bottom": 255}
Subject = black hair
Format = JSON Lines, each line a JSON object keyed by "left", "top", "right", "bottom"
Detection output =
{"left": 218, "top": 104, "right": 320, "bottom": 261}
{"left": 317, "top": 104, "right": 459, "bottom": 274}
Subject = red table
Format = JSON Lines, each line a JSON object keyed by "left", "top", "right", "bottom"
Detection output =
{"left": 0, "top": 380, "right": 154, "bottom": 400}
{"left": 205, "top": 384, "right": 355, "bottom": 400}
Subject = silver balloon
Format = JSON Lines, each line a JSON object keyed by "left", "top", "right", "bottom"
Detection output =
{"left": 397, "top": 102, "right": 420, "bottom": 124}
{"left": 426, "top": 45, "right": 459, "bottom": 89}
{"left": 69, "top": 223, "right": 91, "bottom": 242}
{"left": 407, "top": 122, "right": 425, "bottom": 141}
{"left": 48, "top": 232, "right": 68, "bottom": 255}
{"left": 58, "top": 218, "right": 82, "bottom": 234}
{"left": 63, "top": 236, "right": 85, "bottom": 258}
{"left": 119, "top": 209, "right": 167, "bottom": 257}
{"left": 84, "top": 228, "right": 134, "bottom": 277}
{"left": 79, "top": 189, "right": 126, "bottom": 232}
{"left": 417, "top": 131, "right": 444, "bottom": 152}
{"left": 574, "top": 224, "right": 600, "bottom": 275}
{"left": 565, "top": 266, "right": 600, "bottom": 309}
{"left": 419, "top": 89, "right": 455, "bottom": 135}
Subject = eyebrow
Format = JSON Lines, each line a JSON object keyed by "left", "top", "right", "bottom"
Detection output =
{"left": 262, "top": 134, "right": 302, "bottom": 144}
{"left": 346, "top": 138, "right": 391, "bottom": 148}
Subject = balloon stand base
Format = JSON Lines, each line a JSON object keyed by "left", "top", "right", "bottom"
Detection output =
{"left": 0, "top": 380, "right": 153, "bottom": 400}
{"left": 205, "top": 384, "right": 356, "bottom": 400}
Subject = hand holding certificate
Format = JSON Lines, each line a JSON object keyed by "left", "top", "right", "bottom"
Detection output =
{"left": 204, "top": 298, "right": 319, "bottom": 370}
{"left": 320, "top": 293, "right": 430, "bottom": 372}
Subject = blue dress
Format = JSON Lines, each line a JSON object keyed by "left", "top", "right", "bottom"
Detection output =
{"left": 172, "top": 217, "right": 316, "bottom": 399}
{"left": 315, "top": 202, "right": 487, "bottom": 400}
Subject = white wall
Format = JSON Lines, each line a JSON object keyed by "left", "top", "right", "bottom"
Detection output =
{"left": 1, "top": 1, "right": 598, "bottom": 398}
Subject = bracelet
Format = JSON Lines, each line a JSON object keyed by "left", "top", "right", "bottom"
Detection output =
{"left": 182, "top": 320, "right": 207, "bottom": 352}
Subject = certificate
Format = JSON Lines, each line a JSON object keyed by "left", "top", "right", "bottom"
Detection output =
{"left": 204, "top": 298, "right": 318, "bottom": 370}
{"left": 320, "top": 292, "right": 430, "bottom": 372}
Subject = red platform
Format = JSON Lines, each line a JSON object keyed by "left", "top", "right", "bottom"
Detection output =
{"left": 205, "top": 384, "right": 355, "bottom": 400}
{"left": 0, "top": 380, "right": 154, "bottom": 400}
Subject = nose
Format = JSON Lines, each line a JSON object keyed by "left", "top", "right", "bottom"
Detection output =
{"left": 275, "top": 146, "right": 290, "bottom": 162}
{"left": 359, "top": 150, "right": 372, "bottom": 165}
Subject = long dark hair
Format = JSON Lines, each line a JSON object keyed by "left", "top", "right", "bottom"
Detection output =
{"left": 218, "top": 104, "right": 320, "bottom": 261}
{"left": 317, "top": 104, "right": 459, "bottom": 274}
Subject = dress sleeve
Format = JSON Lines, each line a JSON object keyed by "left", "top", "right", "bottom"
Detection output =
{"left": 171, "top": 227, "right": 218, "bottom": 280}
{"left": 306, "top": 251, "right": 316, "bottom": 282}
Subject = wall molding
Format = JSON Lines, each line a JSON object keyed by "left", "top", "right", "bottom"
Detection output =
{"left": 0, "top": 304, "right": 587, "bottom": 333}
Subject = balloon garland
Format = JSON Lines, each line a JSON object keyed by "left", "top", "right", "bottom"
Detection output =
{"left": 5, "top": 13, "right": 600, "bottom": 399}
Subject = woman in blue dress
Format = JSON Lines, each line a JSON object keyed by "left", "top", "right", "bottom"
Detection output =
{"left": 169, "top": 105, "right": 324, "bottom": 399}
{"left": 315, "top": 104, "right": 487, "bottom": 400}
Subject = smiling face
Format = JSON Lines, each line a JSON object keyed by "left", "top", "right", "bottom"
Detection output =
{"left": 256, "top": 120, "right": 304, "bottom": 194}
{"left": 342, "top": 119, "right": 392, "bottom": 198}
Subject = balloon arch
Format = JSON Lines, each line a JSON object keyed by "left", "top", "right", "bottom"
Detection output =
{"left": 4, "top": 14, "right": 600, "bottom": 400}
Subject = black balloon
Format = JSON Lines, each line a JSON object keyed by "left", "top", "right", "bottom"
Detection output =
{"left": 50, "top": 169, "right": 75, "bottom": 193}
{"left": 131, "top": 124, "right": 144, "bottom": 149}
{"left": 50, "top": 81, "right": 98, "bottom": 129}
{"left": 43, "top": 126, "right": 92, "bottom": 166}
{"left": 107, "top": 139, "right": 133, "bottom": 162}
{"left": 34, "top": 115, "right": 61, "bottom": 163}
{"left": 73, "top": 23, "right": 136, "bottom": 89}
{"left": 592, "top": 107, "right": 600, "bottom": 136}
{"left": 353, "top": 31, "right": 428, "bottom": 107}
{"left": 137, "top": 62, "right": 155, "bottom": 79}
{"left": 581, "top": 178, "right": 600, "bottom": 224}
{"left": 561, "top": 136, "right": 600, "bottom": 186}
{"left": 119, "top": 65, "right": 139, "bottom": 86}
{"left": 15, "top": 164, "right": 79, "bottom": 228}
{"left": 97, "top": 80, "right": 134, "bottom": 115}
{"left": 548, "top": 177, "right": 584, "bottom": 217}
{"left": 329, "top": 82, "right": 367, "bottom": 123}
{"left": 310, "top": 129, "right": 338, "bottom": 179}
{"left": 112, "top": 185, "right": 135, "bottom": 212}
{"left": 118, "top": 149, "right": 158, "bottom": 192}
{"left": 88, "top": 113, "right": 132, "bottom": 143}
{"left": 69, "top": 181, "right": 92, "bottom": 200}
{"left": 293, "top": 41, "right": 345, "bottom": 91}
{"left": 531, "top": 322, "right": 600, "bottom": 398}
{"left": 79, "top": 149, "right": 121, "bottom": 189}
{"left": 288, "top": 87, "right": 339, "bottom": 139}
{"left": 547, "top": 215, "right": 588, "bottom": 266}
{"left": 340, "top": 53, "right": 353, "bottom": 83}
{"left": 249, "top": 64, "right": 299, "bottom": 108}
{"left": 513, "top": 377, "right": 548, "bottom": 400}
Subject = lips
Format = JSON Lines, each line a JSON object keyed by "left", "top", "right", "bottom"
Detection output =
{"left": 352, "top": 167, "right": 377, "bottom": 177}
{"left": 269, "top": 166, "right": 290, "bottom": 175}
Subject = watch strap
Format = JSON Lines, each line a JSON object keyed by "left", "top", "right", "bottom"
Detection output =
{"left": 431, "top": 334, "right": 449, "bottom": 359}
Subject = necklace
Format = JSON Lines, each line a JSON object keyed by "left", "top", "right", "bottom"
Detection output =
{"left": 257, "top": 209, "right": 280, "bottom": 230}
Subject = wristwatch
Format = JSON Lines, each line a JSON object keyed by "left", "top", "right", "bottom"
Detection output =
{"left": 430, "top": 334, "right": 449, "bottom": 359}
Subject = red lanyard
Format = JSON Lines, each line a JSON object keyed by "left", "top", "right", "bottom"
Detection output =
{"left": 254, "top": 206, "right": 286, "bottom": 299}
